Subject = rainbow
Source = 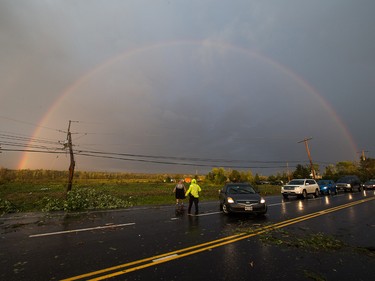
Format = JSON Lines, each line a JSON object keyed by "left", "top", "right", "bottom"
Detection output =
{"left": 18, "top": 40, "right": 358, "bottom": 169}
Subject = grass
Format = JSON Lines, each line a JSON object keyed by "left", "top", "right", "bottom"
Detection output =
{"left": 234, "top": 223, "right": 346, "bottom": 252}
{"left": 0, "top": 179, "right": 280, "bottom": 214}
{"left": 259, "top": 230, "right": 346, "bottom": 251}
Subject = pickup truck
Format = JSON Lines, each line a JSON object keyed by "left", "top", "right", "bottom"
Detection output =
{"left": 281, "top": 179, "right": 320, "bottom": 199}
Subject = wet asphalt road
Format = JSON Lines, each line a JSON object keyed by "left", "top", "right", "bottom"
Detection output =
{"left": 1, "top": 190, "right": 375, "bottom": 281}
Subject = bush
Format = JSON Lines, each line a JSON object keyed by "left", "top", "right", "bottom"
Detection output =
{"left": 40, "top": 188, "right": 133, "bottom": 212}
{"left": 0, "top": 198, "right": 18, "bottom": 214}
{"left": 40, "top": 197, "right": 64, "bottom": 212}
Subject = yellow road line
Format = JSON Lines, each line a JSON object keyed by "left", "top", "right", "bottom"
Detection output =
{"left": 61, "top": 232, "right": 247, "bottom": 281}
{"left": 62, "top": 196, "right": 375, "bottom": 281}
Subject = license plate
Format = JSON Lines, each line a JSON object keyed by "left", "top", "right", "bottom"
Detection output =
{"left": 245, "top": 205, "right": 253, "bottom": 211}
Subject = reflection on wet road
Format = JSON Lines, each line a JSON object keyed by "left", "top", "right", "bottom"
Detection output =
{"left": 1, "top": 191, "right": 374, "bottom": 281}
{"left": 62, "top": 194, "right": 374, "bottom": 280}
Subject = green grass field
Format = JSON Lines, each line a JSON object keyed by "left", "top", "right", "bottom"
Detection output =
{"left": 0, "top": 179, "right": 281, "bottom": 214}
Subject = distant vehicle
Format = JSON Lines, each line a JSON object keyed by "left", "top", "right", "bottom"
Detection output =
{"left": 256, "top": 180, "right": 270, "bottom": 185}
{"left": 335, "top": 175, "right": 361, "bottom": 192}
{"left": 363, "top": 180, "right": 375, "bottom": 190}
{"left": 271, "top": 180, "right": 284, "bottom": 186}
{"left": 281, "top": 179, "right": 320, "bottom": 199}
{"left": 219, "top": 182, "right": 267, "bottom": 215}
{"left": 317, "top": 179, "right": 337, "bottom": 195}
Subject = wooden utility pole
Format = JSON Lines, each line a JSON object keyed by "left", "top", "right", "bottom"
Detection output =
{"left": 357, "top": 150, "right": 369, "bottom": 161}
{"left": 66, "top": 120, "right": 77, "bottom": 192}
{"left": 298, "top": 137, "right": 316, "bottom": 179}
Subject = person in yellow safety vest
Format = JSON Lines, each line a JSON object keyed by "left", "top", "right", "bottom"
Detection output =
{"left": 185, "top": 179, "right": 201, "bottom": 215}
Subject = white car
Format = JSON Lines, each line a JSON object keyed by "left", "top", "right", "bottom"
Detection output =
{"left": 281, "top": 179, "right": 320, "bottom": 199}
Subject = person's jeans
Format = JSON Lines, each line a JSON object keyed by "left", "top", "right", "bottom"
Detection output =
{"left": 188, "top": 195, "right": 199, "bottom": 214}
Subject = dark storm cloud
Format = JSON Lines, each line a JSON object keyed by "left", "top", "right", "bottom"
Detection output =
{"left": 1, "top": 0, "right": 374, "bottom": 174}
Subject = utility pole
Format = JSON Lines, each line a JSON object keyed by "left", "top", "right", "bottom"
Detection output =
{"left": 357, "top": 150, "right": 369, "bottom": 161}
{"left": 66, "top": 120, "right": 78, "bottom": 192}
{"left": 298, "top": 137, "right": 316, "bottom": 179}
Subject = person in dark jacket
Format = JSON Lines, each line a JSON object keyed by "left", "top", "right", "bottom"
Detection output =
{"left": 173, "top": 180, "right": 186, "bottom": 206}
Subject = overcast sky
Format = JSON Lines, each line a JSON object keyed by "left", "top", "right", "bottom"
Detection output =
{"left": 1, "top": 0, "right": 374, "bottom": 175}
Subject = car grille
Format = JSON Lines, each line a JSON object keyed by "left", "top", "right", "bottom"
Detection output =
{"left": 283, "top": 186, "right": 295, "bottom": 190}
{"left": 237, "top": 200, "right": 259, "bottom": 205}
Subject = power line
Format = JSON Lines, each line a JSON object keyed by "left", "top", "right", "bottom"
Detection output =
{"left": 0, "top": 141, "right": 63, "bottom": 151}
{"left": 1, "top": 135, "right": 332, "bottom": 169}
{"left": 0, "top": 148, "right": 65, "bottom": 155}
{"left": 74, "top": 151, "right": 295, "bottom": 169}
{"left": 0, "top": 126, "right": 334, "bottom": 170}
{"left": 72, "top": 148, "right": 305, "bottom": 164}
{"left": 1, "top": 147, "right": 306, "bottom": 169}
{"left": 0, "top": 132, "right": 60, "bottom": 146}
{"left": 0, "top": 115, "right": 62, "bottom": 132}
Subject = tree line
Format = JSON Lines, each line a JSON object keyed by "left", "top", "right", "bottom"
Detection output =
{"left": 0, "top": 169, "right": 168, "bottom": 184}
{"left": 1, "top": 157, "right": 374, "bottom": 185}
{"left": 205, "top": 158, "right": 375, "bottom": 184}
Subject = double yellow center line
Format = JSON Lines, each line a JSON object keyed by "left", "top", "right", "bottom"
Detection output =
{"left": 62, "top": 196, "right": 375, "bottom": 281}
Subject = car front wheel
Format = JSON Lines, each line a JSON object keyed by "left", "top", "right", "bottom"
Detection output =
{"left": 222, "top": 204, "right": 230, "bottom": 214}
{"left": 314, "top": 189, "right": 319, "bottom": 198}
{"left": 302, "top": 189, "right": 308, "bottom": 199}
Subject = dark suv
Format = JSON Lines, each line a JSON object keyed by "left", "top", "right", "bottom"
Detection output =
{"left": 335, "top": 175, "right": 361, "bottom": 192}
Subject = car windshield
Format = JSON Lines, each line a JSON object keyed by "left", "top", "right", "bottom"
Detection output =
{"left": 365, "top": 181, "right": 375, "bottom": 184}
{"left": 317, "top": 180, "right": 329, "bottom": 185}
{"left": 288, "top": 180, "right": 305, "bottom": 185}
{"left": 227, "top": 185, "right": 256, "bottom": 194}
{"left": 337, "top": 177, "right": 352, "bottom": 183}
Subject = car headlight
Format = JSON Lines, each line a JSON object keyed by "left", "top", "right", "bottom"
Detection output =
{"left": 260, "top": 198, "right": 266, "bottom": 204}
{"left": 227, "top": 197, "right": 235, "bottom": 204}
